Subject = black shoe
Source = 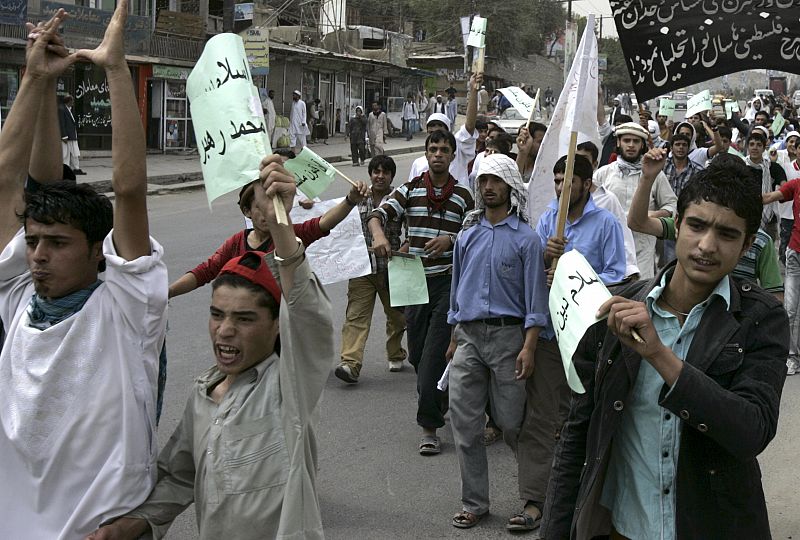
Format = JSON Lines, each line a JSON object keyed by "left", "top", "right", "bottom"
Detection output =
{"left": 334, "top": 364, "right": 358, "bottom": 384}
{"left": 74, "top": 169, "right": 87, "bottom": 175}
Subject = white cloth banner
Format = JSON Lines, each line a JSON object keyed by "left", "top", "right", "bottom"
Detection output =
{"left": 289, "top": 198, "right": 371, "bottom": 285}
{"left": 498, "top": 87, "right": 535, "bottom": 119}
{"left": 527, "top": 16, "right": 600, "bottom": 224}
{"left": 548, "top": 250, "right": 612, "bottom": 394}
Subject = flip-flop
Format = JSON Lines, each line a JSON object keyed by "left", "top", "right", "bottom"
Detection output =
{"left": 506, "top": 511, "right": 541, "bottom": 531}
{"left": 419, "top": 435, "right": 441, "bottom": 455}
{"left": 452, "top": 510, "right": 487, "bottom": 529}
{"left": 483, "top": 427, "right": 502, "bottom": 446}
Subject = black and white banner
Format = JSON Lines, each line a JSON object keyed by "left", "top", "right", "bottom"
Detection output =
{"left": 610, "top": 0, "right": 800, "bottom": 101}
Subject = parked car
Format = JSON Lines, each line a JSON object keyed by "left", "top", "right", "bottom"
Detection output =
{"left": 490, "top": 108, "right": 529, "bottom": 134}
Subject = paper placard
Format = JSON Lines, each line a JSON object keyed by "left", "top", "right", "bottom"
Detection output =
{"left": 658, "top": 98, "right": 675, "bottom": 119}
{"left": 187, "top": 33, "right": 252, "bottom": 102}
{"left": 724, "top": 100, "right": 740, "bottom": 119}
{"left": 548, "top": 250, "right": 612, "bottom": 394}
{"left": 189, "top": 78, "right": 270, "bottom": 205}
{"left": 283, "top": 147, "right": 337, "bottom": 199}
{"left": 289, "top": 198, "right": 372, "bottom": 285}
{"left": 772, "top": 112, "right": 786, "bottom": 137}
{"left": 466, "top": 16, "right": 487, "bottom": 48}
{"left": 388, "top": 256, "right": 429, "bottom": 307}
{"left": 498, "top": 86, "right": 535, "bottom": 119}
{"left": 685, "top": 90, "right": 712, "bottom": 118}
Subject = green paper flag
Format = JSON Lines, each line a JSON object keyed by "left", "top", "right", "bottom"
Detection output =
{"left": 658, "top": 98, "right": 675, "bottom": 119}
{"left": 187, "top": 33, "right": 271, "bottom": 207}
{"left": 388, "top": 256, "right": 429, "bottom": 307}
{"left": 772, "top": 112, "right": 786, "bottom": 137}
{"left": 284, "top": 147, "right": 337, "bottom": 199}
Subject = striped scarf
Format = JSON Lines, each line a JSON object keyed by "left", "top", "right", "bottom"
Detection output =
{"left": 27, "top": 280, "right": 102, "bottom": 330}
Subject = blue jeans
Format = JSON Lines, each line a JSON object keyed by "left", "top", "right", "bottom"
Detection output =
{"left": 784, "top": 248, "right": 800, "bottom": 360}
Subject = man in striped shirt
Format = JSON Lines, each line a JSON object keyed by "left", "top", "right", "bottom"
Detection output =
{"left": 368, "top": 130, "right": 475, "bottom": 455}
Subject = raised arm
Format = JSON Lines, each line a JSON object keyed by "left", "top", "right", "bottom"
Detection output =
{"left": 318, "top": 181, "right": 368, "bottom": 233}
{"left": 628, "top": 148, "right": 668, "bottom": 237}
{"left": 76, "top": 0, "right": 150, "bottom": 261}
{"left": 464, "top": 72, "right": 481, "bottom": 135}
{"left": 0, "top": 10, "right": 74, "bottom": 249}
{"left": 703, "top": 120, "right": 722, "bottom": 159}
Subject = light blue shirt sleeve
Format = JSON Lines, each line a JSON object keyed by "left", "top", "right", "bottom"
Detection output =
{"left": 522, "top": 231, "right": 549, "bottom": 329}
{"left": 447, "top": 234, "right": 464, "bottom": 326}
{"left": 597, "top": 216, "right": 627, "bottom": 284}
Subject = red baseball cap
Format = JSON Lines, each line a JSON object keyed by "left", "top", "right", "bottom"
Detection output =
{"left": 219, "top": 251, "right": 281, "bottom": 305}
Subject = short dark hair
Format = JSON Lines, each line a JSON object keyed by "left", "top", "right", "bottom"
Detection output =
{"left": 486, "top": 132, "right": 515, "bottom": 155}
{"left": 717, "top": 125, "right": 732, "bottom": 140}
{"left": 211, "top": 252, "right": 280, "bottom": 319}
{"left": 368, "top": 155, "right": 396, "bottom": 177}
{"left": 614, "top": 114, "right": 633, "bottom": 125}
{"left": 576, "top": 141, "right": 599, "bottom": 163}
{"left": 475, "top": 120, "right": 488, "bottom": 131}
{"left": 676, "top": 159, "right": 761, "bottom": 237}
{"left": 23, "top": 182, "right": 113, "bottom": 271}
{"left": 747, "top": 131, "right": 767, "bottom": 146}
{"left": 671, "top": 133, "right": 692, "bottom": 146}
{"left": 553, "top": 154, "right": 594, "bottom": 184}
{"left": 528, "top": 122, "right": 547, "bottom": 137}
{"left": 425, "top": 130, "right": 457, "bottom": 153}
{"left": 755, "top": 110, "right": 770, "bottom": 120}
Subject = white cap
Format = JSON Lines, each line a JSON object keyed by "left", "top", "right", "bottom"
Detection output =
{"left": 292, "top": 90, "right": 301, "bottom": 96}
{"left": 426, "top": 112, "right": 451, "bottom": 130}
{"left": 615, "top": 122, "right": 649, "bottom": 141}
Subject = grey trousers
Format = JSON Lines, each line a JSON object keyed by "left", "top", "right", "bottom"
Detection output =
{"left": 517, "top": 337, "right": 571, "bottom": 504}
{"left": 449, "top": 321, "right": 527, "bottom": 515}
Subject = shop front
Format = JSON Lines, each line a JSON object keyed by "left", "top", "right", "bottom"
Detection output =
{"left": 149, "top": 64, "right": 195, "bottom": 152}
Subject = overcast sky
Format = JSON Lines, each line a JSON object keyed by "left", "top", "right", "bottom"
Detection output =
{"left": 571, "top": 0, "right": 619, "bottom": 39}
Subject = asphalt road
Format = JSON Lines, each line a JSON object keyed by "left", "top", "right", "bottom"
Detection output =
{"left": 148, "top": 152, "right": 799, "bottom": 539}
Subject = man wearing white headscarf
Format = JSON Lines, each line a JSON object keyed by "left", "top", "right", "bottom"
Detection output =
{"left": 446, "top": 153, "right": 549, "bottom": 530}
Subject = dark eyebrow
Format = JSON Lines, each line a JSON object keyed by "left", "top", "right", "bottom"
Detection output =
{"left": 24, "top": 234, "right": 72, "bottom": 241}
{"left": 684, "top": 216, "right": 742, "bottom": 237}
{"left": 209, "top": 305, "right": 260, "bottom": 317}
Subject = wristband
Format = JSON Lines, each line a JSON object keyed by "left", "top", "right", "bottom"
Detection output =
{"left": 274, "top": 236, "right": 305, "bottom": 266}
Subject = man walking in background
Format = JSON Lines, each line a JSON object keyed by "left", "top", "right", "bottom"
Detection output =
{"left": 59, "top": 94, "right": 84, "bottom": 174}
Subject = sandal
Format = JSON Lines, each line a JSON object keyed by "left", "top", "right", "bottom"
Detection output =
{"left": 506, "top": 511, "right": 541, "bottom": 531}
{"left": 452, "top": 510, "right": 486, "bottom": 529}
{"left": 419, "top": 435, "right": 441, "bottom": 455}
{"left": 483, "top": 426, "right": 502, "bottom": 446}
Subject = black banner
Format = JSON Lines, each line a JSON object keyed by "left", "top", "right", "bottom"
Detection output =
{"left": 0, "top": 0, "right": 26, "bottom": 26}
{"left": 610, "top": 0, "right": 800, "bottom": 101}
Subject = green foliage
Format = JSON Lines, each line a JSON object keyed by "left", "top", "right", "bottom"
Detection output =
{"left": 405, "top": 0, "right": 566, "bottom": 64}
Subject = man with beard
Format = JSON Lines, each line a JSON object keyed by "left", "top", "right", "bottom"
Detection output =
{"left": 367, "top": 101, "right": 388, "bottom": 157}
{"left": 369, "top": 130, "right": 474, "bottom": 456}
{"left": 595, "top": 122, "right": 677, "bottom": 278}
{"left": 508, "top": 155, "right": 625, "bottom": 533}
{"left": 446, "top": 153, "right": 548, "bottom": 529}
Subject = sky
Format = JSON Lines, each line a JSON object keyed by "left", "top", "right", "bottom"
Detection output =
{"left": 571, "top": 0, "right": 619, "bottom": 39}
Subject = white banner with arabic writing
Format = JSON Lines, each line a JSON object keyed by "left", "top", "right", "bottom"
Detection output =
{"left": 289, "top": 198, "right": 372, "bottom": 285}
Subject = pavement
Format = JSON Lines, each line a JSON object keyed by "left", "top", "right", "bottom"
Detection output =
{"left": 77, "top": 134, "right": 426, "bottom": 197}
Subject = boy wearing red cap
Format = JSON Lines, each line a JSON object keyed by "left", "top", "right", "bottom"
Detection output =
{"left": 87, "top": 156, "right": 334, "bottom": 540}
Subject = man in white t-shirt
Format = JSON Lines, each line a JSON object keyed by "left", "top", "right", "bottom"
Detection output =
{"left": 407, "top": 73, "right": 481, "bottom": 187}
{"left": 0, "top": 5, "right": 167, "bottom": 538}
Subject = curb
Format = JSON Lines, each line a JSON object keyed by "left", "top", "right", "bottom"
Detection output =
{"left": 99, "top": 144, "right": 426, "bottom": 199}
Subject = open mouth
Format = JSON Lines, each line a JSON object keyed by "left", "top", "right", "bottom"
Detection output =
{"left": 216, "top": 344, "right": 241, "bottom": 365}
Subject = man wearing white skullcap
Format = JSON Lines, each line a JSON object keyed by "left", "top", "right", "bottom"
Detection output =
{"left": 594, "top": 121, "right": 677, "bottom": 278}
{"left": 407, "top": 74, "right": 483, "bottom": 187}
{"left": 446, "top": 153, "right": 549, "bottom": 530}
{"left": 289, "top": 90, "right": 310, "bottom": 152}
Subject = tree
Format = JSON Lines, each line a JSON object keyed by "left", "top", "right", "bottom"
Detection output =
{"left": 405, "top": 0, "right": 566, "bottom": 64}
{"left": 598, "top": 37, "right": 632, "bottom": 96}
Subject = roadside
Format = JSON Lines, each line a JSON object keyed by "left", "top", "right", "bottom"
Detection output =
{"left": 76, "top": 133, "right": 427, "bottom": 198}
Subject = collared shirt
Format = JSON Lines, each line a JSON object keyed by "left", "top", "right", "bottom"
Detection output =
{"left": 601, "top": 270, "right": 731, "bottom": 540}
{"left": 127, "top": 259, "right": 332, "bottom": 540}
{"left": 371, "top": 176, "right": 474, "bottom": 275}
{"left": 536, "top": 194, "right": 627, "bottom": 286}
{"left": 590, "top": 185, "right": 640, "bottom": 277}
{"left": 407, "top": 125, "right": 478, "bottom": 187}
{"left": 448, "top": 214, "right": 548, "bottom": 329}
{"left": 359, "top": 191, "right": 403, "bottom": 273}
{"left": 663, "top": 156, "right": 703, "bottom": 197}
{"left": 594, "top": 160, "right": 677, "bottom": 279}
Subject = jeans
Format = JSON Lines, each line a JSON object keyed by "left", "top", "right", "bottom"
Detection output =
{"left": 784, "top": 248, "right": 800, "bottom": 360}
{"left": 405, "top": 274, "right": 452, "bottom": 429}
{"left": 781, "top": 219, "right": 794, "bottom": 264}
{"left": 449, "top": 321, "right": 526, "bottom": 515}
{"left": 402, "top": 119, "right": 414, "bottom": 140}
{"left": 350, "top": 140, "right": 366, "bottom": 164}
{"left": 339, "top": 273, "right": 406, "bottom": 377}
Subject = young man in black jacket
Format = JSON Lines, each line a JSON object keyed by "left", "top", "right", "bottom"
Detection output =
{"left": 541, "top": 156, "right": 789, "bottom": 540}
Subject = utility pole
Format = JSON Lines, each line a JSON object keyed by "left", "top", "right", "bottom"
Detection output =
{"left": 567, "top": 0, "right": 572, "bottom": 20}
{"left": 599, "top": 15, "right": 603, "bottom": 40}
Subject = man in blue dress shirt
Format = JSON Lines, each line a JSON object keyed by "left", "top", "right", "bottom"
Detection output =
{"left": 508, "top": 154, "right": 626, "bottom": 532}
{"left": 446, "top": 153, "right": 549, "bottom": 530}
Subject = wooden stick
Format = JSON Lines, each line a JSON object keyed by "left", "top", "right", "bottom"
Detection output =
{"left": 527, "top": 88, "right": 541, "bottom": 125}
{"left": 272, "top": 195, "right": 288, "bottom": 225}
{"left": 329, "top": 165, "right": 359, "bottom": 188}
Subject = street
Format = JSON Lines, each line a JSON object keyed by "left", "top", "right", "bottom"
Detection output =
{"left": 150, "top": 153, "right": 800, "bottom": 539}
